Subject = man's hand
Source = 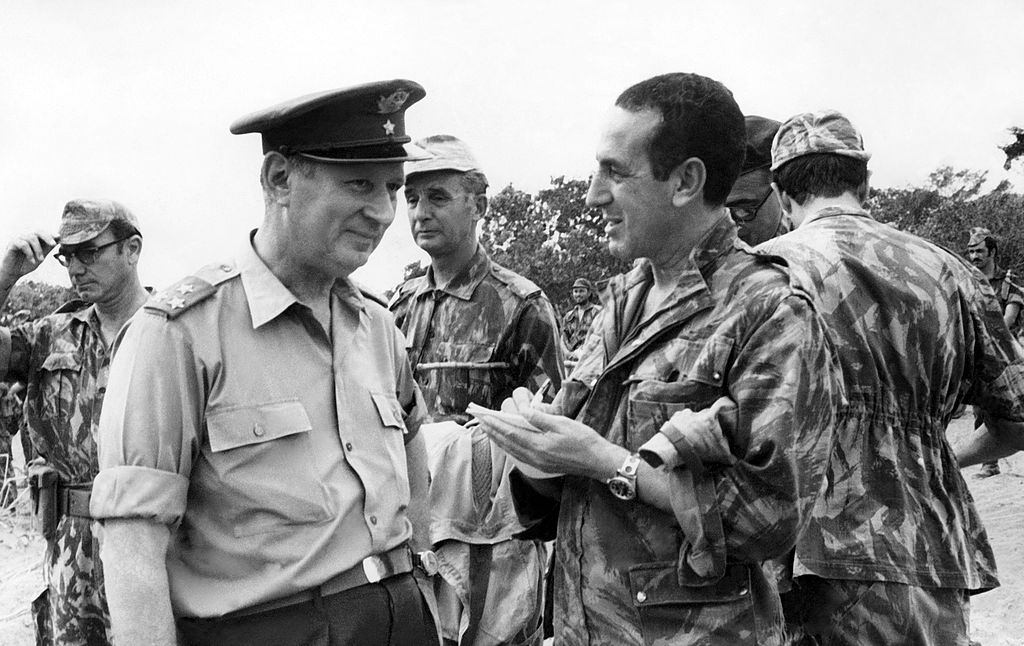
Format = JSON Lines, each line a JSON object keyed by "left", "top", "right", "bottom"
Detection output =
{"left": 1, "top": 232, "right": 59, "bottom": 286}
{"left": 477, "top": 387, "right": 623, "bottom": 481}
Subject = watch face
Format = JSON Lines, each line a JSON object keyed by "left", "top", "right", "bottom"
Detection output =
{"left": 608, "top": 477, "right": 636, "bottom": 501}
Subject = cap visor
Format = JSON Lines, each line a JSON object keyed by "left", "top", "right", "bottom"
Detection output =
{"left": 298, "top": 142, "right": 433, "bottom": 164}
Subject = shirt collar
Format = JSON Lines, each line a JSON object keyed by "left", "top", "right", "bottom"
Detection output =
{"left": 804, "top": 204, "right": 872, "bottom": 225}
{"left": 236, "top": 233, "right": 301, "bottom": 329}
{"left": 68, "top": 303, "right": 99, "bottom": 327}
{"left": 416, "top": 245, "right": 491, "bottom": 301}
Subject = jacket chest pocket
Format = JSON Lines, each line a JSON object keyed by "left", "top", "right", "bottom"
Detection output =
{"left": 625, "top": 336, "right": 732, "bottom": 450}
{"left": 204, "top": 399, "right": 331, "bottom": 537}
{"left": 36, "top": 352, "right": 83, "bottom": 425}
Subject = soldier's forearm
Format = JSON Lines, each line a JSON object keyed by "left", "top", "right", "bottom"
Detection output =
{"left": 955, "top": 417, "right": 1024, "bottom": 467}
{"left": 100, "top": 518, "right": 177, "bottom": 646}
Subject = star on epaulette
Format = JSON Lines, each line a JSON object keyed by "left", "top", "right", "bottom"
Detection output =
{"left": 168, "top": 297, "right": 186, "bottom": 309}
{"left": 177, "top": 283, "right": 195, "bottom": 295}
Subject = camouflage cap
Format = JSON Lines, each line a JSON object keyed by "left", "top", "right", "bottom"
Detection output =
{"left": 58, "top": 199, "right": 140, "bottom": 246}
{"left": 572, "top": 277, "right": 593, "bottom": 290}
{"left": 770, "top": 109, "right": 871, "bottom": 171}
{"left": 405, "top": 135, "right": 483, "bottom": 181}
{"left": 968, "top": 227, "right": 994, "bottom": 247}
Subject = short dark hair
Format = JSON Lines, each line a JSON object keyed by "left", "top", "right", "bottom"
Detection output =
{"left": 772, "top": 154, "right": 869, "bottom": 206}
{"left": 615, "top": 73, "right": 745, "bottom": 206}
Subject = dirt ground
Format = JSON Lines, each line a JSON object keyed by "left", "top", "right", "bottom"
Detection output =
{"left": 0, "top": 417, "right": 1021, "bottom": 645}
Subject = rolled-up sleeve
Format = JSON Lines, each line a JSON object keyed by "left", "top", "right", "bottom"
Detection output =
{"left": 91, "top": 312, "right": 202, "bottom": 526}
{"left": 705, "top": 293, "right": 842, "bottom": 562}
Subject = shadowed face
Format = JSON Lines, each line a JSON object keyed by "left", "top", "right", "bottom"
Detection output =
{"left": 60, "top": 230, "right": 139, "bottom": 304}
{"left": 967, "top": 241, "right": 994, "bottom": 274}
{"left": 727, "top": 167, "right": 786, "bottom": 246}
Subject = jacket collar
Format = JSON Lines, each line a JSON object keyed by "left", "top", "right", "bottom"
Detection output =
{"left": 415, "top": 245, "right": 491, "bottom": 301}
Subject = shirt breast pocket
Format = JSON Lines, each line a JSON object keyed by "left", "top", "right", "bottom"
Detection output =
{"left": 37, "top": 351, "right": 82, "bottom": 425}
{"left": 625, "top": 336, "right": 732, "bottom": 450}
{"left": 370, "top": 391, "right": 411, "bottom": 501}
{"left": 204, "top": 399, "right": 332, "bottom": 537}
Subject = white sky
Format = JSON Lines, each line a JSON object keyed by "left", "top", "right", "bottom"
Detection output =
{"left": 2, "top": 0, "right": 1023, "bottom": 292}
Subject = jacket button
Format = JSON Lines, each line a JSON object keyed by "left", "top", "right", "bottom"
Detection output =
{"left": 345, "top": 442, "right": 353, "bottom": 451}
{"left": 253, "top": 424, "right": 265, "bottom": 437}
{"left": 369, "top": 515, "right": 378, "bottom": 525}
{"left": 635, "top": 591, "right": 647, "bottom": 603}
{"left": 738, "top": 587, "right": 748, "bottom": 596}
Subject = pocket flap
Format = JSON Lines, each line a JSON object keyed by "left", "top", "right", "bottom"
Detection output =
{"left": 371, "top": 392, "right": 405, "bottom": 430}
{"left": 628, "top": 561, "right": 750, "bottom": 606}
{"left": 41, "top": 352, "right": 80, "bottom": 371}
{"left": 206, "top": 400, "right": 312, "bottom": 452}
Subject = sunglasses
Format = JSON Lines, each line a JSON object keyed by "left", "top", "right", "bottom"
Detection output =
{"left": 55, "top": 236, "right": 132, "bottom": 267}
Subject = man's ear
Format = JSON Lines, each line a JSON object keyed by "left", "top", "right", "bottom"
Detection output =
{"left": 669, "top": 158, "right": 706, "bottom": 208}
{"left": 471, "top": 194, "right": 488, "bottom": 221}
{"left": 261, "top": 152, "right": 292, "bottom": 206}
{"left": 855, "top": 172, "right": 871, "bottom": 204}
{"left": 771, "top": 182, "right": 792, "bottom": 214}
{"left": 124, "top": 235, "right": 143, "bottom": 266}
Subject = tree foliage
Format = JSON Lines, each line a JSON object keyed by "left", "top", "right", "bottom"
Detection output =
{"left": 479, "top": 176, "right": 631, "bottom": 313}
{"left": 871, "top": 165, "right": 1024, "bottom": 276}
{"left": 0, "top": 281, "right": 76, "bottom": 324}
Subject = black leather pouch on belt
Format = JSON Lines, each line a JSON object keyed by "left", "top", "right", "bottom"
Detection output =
{"left": 28, "top": 462, "right": 59, "bottom": 540}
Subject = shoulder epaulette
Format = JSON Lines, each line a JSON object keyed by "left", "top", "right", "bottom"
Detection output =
{"left": 488, "top": 262, "right": 542, "bottom": 300}
{"left": 51, "top": 299, "right": 89, "bottom": 315}
{"left": 144, "top": 261, "right": 240, "bottom": 319}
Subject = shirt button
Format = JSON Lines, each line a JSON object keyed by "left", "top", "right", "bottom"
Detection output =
{"left": 712, "top": 371, "right": 722, "bottom": 381}
{"left": 220, "top": 264, "right": 232, "bottom": 272}
{"left": 345, "top": 442, "right": 353, "bottom": 451}
{"left": 253, "top": 424, "right": 265, "bottom": 437}
{"left": 635, "top": 591, "right": 647, "bottom": 603}
{"left": 369, "top": 515, "right": 378, "bottom": 525}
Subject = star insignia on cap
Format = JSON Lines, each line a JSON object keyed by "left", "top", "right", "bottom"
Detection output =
{"left": 377, "top": 89, "right": 410, "bottom": 115}
{"left": 177, "top": 283, "right": 195, "bottom": 295}
{"left": 168, "top": 297, "right": 186, "bottom": 310}
{"left": 382, "top": 119, "right": 396, "bottom": 136}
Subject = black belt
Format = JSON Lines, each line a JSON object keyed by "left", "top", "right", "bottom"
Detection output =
{"left": 225, "top": 544, "right": 418, "bottom": 619}
{"left": 57, "top": 484, "right": 92, "bottom": 519}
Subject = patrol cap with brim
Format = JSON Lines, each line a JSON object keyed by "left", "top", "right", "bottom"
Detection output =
{"left": 572, "top": 278, "right": 593, "bottom": 290}
{"left": 742, "top": 116, "right": 782, "bottom": 173}
{"left": 58, "top": 199, "right": 140, "bottom": 246}
{"left": 405, "top": 134, "right": 482, "bottom": 181}
{"left": 770, "top": 109, "right": 871, "bottom": 171}
{"left": 229, "top": 79, "right": 431, "bottom": 163}
{"left": 968, "top": 227, "right": 994, "bottom": 247}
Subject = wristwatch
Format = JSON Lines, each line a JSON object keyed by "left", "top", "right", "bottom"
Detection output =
{"left": 606, "top": 453, "right": 641, "bottom": 501}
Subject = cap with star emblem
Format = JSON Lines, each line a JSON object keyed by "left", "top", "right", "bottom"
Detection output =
{"left": 229, "top": 79, "right": 430, "bottom": 163}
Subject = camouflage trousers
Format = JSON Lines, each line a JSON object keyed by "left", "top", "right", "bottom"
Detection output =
{"left": 32, "top": 516, "right": 112, "bottom": 646}
{"left": 781, "top": 576, "right": 970, "bottom": 645}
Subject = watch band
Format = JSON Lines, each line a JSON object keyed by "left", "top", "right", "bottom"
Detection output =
{"left": 607, "top": 453, "right": 641, "bottom": 501}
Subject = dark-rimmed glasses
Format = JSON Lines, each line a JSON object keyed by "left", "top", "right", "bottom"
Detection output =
{"left": 55, "top": 237, "right": 131, "bottom": 267}
{"left": 728, "top": 188, "right": 774, "bottom": 223}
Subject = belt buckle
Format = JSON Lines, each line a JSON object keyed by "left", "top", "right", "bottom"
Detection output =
{"left": 362, "top": 555, "right": 386, "bottom": 583}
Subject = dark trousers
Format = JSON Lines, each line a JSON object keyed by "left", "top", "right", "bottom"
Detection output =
{"left": 177, "top": 573, "right": 438, "bottom": 646}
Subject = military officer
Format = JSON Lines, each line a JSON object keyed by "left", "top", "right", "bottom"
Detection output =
{"left": 92, "top": 80, "right": 439, "bottom": 646}
{"left": 390, "top": 134, "right": 563, "bottom": 645}
{"left": 561, "top": 277, "right": 602, "bottom": 355}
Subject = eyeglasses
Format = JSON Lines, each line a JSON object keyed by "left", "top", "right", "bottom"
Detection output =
{"left": 728, "top": 188, "right": 774, "bottom": 223}
{"left": 55, "top": 237, "right": 131, "bottom": 267}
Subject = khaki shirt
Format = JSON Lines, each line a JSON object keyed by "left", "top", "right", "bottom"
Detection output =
{"left": 92, "top": 236, "right": 423, "bottom": 618}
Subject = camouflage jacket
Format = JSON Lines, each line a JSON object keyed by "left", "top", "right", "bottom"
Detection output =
{"left": 390, "top": 245, "right": 564, "bottom": 423}
{"left": 525, "top": 218, "right": 842, "bottom": 645}
{"left": 1, "top": 301, "right": 114, "bottom": 644}
{"left": 562, "top": 303, "right": 602, "bottom": 352}
{"left": 761, "top": 207, "right": 1024, "bottom": 591}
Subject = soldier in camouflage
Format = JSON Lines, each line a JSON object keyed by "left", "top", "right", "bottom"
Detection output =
{"left": 965, "top": 227, "right": 1024, "bottom": 477}
{"left": 726, "top": 116, "right": 792, "bottom": 247}
{"left": 390, "top": 135, "right": 564, "bottom": 645}
{"left": 476, "top": 73, "right": 843, "bottom": 645}
{"left": 0, "top": 199, "right": 148, "bottom": 646}
{"left": 561, "top": 277, "right": 602, "bottom": 357}
{"left": 760, "top": 110, "right": 1024, "bottom": 645}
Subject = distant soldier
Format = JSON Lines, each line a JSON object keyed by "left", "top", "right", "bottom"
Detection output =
{"left": 390, "top": 135, "right": 564, "bottom": 645}
{"left": 561, "top": 277, "right": 601, "bottom": 355}
{"left": 727, "top": 116, "right": 791, "bottom": 246}
{"left": 965, "top": 226, "right": 1024, "bottom": 477}
{"left": 0, "top": 200, "right": 148, "bottom": 646}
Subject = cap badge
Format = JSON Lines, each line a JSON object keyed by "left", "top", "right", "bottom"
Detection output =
{"left": 377, "top": 89, "right": 410, "bottom": 115}
{"left": 382, "top": 119, "right": 396, "bottom": 136}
